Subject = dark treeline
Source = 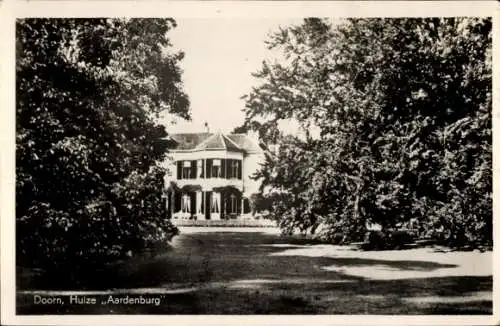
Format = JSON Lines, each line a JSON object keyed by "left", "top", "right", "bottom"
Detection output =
{"left": 243, "top": 18, "right": 492, "bottom": 249}
{"left": 16, "top": 18, "right": 190, "bottom": 269}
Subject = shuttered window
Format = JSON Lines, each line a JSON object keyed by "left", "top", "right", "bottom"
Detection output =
{"left": 226, "top": 159, "right": 231, "bottom": 179}
{"left": 200, "top": 192, "right": 205, "bottom": 213}
{"left": 190, "top": 160, "right": 197, "bottom": 179}
{"left": 212, "top": 159, "right": 221, "bottom": 178}
{"left": 177, "top": 159, "right": 240, "bottom": 179}
{"left": 221, "top": 159, "right": 242, "bottom": 179}
{"left": 231, "top": 160, "right": 239, "bottom": 179}
{"left": 199, "top": 159, "right": 244, "bottom": 179}
{"left": 182, "top": 161, "right": 191, "bottom": 179}
{"left": 206, "top": 159, "right": 212, "bottom": 178}
{"left": 177, "top": 161, "right": 182, "bottom": 179}
{"left": 221, "top": 159, "right": 226, "bottom": 178}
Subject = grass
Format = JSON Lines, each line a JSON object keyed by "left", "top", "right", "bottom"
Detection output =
{"left": 17, "top": 227, "right": 492, "bottom": 314}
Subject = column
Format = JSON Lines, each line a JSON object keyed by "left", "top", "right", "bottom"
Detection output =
{"left": 197, "top": 159, "right": 203, "bottom": 179}
{"left": 223, "top": 192, "right": 228, "bottom": 219}
{"left": 241, "top": 197, "right": 244, "bottom": 218}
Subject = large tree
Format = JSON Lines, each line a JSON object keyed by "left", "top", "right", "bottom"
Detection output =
{"left": 16, "top": 18, "right": 190, "bottom": 267}
{"left": 244, "top": 18, "right": 492, "bottom": 247}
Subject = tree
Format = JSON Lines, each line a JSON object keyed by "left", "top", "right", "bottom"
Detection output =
{"left": 16, "top": 18, "right": 190, "bottom": 268}
{"left": 231, "top": 124, "right": 249, "bottom": 134}
{"left": 243, "top": 18, "right": 492, "bottom": 247}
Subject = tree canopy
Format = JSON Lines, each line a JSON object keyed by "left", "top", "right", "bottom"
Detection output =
{"left": 16, "top": 18, "right": 190, "bottom": 267}
{"left": 243, "top": 18, "right": 492, "bottom": 247}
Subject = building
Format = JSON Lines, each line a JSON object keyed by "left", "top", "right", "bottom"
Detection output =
{"left": 163, "top": 131, "right": 265, "bottom": 220}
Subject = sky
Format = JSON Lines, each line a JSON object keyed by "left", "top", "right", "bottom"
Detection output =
{"left": 159, "top": 18, "right": 304, "bottom": 134}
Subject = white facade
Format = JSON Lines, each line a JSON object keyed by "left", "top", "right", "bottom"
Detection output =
{"left": 242, "top": 152, "right": 265, "bottom": 197}
{"left": 164, "top": 132, "right": 265, "bottom": 221}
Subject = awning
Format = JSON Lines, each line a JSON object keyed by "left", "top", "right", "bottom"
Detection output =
{"left": 212, "top": 185, "right": 242, "bottom": 194}
{"left": 180, "top": 184, "right": 202, "bottom": 192}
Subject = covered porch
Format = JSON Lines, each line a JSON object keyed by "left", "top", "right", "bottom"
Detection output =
{"left": 163, "top": 183, "right": 251, "bottom": 220}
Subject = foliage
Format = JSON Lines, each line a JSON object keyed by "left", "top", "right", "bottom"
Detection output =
{"left": 16, "top": 18, "right": 189, "bottom": 267}
{"left": 111, "top": 166, "right": 180, "bottom": 248}
{"left": 243, "top": 18, "right": 492, "bottom": 248}
{"left": 232, "top": 124, "right": 250, "bottom": 134}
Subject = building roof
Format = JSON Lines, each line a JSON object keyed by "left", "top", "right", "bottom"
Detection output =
{"left": 167, "top": 133, "right": 212, "bottom": 150}
{"left": 227, "top": 134, "right": 263, "bottom": 153}
{"left": 168, "top": 132, "right": 263, "bottom": 153}
{"left": 194, "top": 132, "right": 242, "bottom": 152}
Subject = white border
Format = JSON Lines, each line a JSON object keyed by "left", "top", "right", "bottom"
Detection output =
{"left": 6, "top": 1, "right": 500, "bottom": 18}
{"left": 493, "top": 1, "right": 500, "bottom": 322}
{"left": 1, "top": 1, "right": 499, "bottom": 325}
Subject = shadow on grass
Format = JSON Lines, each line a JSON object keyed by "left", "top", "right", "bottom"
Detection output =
{"left": 17, "top": 231, "right": 492, "bottom": 314}
{"left": 19, "top": 231, "right": 458, "bottom": 289}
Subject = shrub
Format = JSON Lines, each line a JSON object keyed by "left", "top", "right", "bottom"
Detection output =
{"left": 17, "top": 166, "right": 179, "bottom": 269}
{"left": 386, "top": 230, "right": 414, "bottom": 249}
{"left": 361, "top": 231, "right": 387, "bottom": 250}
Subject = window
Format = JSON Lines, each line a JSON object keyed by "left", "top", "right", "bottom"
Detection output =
{"left": 197, "top": 191, "right": 204, "bottom": 215}
{"left": 177, "top": 161, "right": 182, "bottom": 179}
{"left": 231, "top": 160, "right": 239, "bottom": 179}
{"left": 230, "top": 194, "right": 237, "bottom": 214}
{"left": 181, "top": 194, "right": 191, "bottom": 213}
{"left": 212, "top": 159, "right": 221, "bottom": 178}
{"left": 211, "top": 193, "right": 220, "bottom": 213}
{"left": 182, "top": 161, "right": 191, "bottom": 179}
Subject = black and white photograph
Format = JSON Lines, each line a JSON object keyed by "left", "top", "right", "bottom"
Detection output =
{"left": 1, "top": 1, "right": 497, "bottom": 324}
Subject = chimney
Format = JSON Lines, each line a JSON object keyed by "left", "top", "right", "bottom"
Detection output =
{"left": 204, "top": 122, "right": 210, "bottom": 133}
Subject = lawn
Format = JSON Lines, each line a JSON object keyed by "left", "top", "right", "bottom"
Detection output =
{"left": 17, "top": 227, "right": 492, "bottom": 314}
